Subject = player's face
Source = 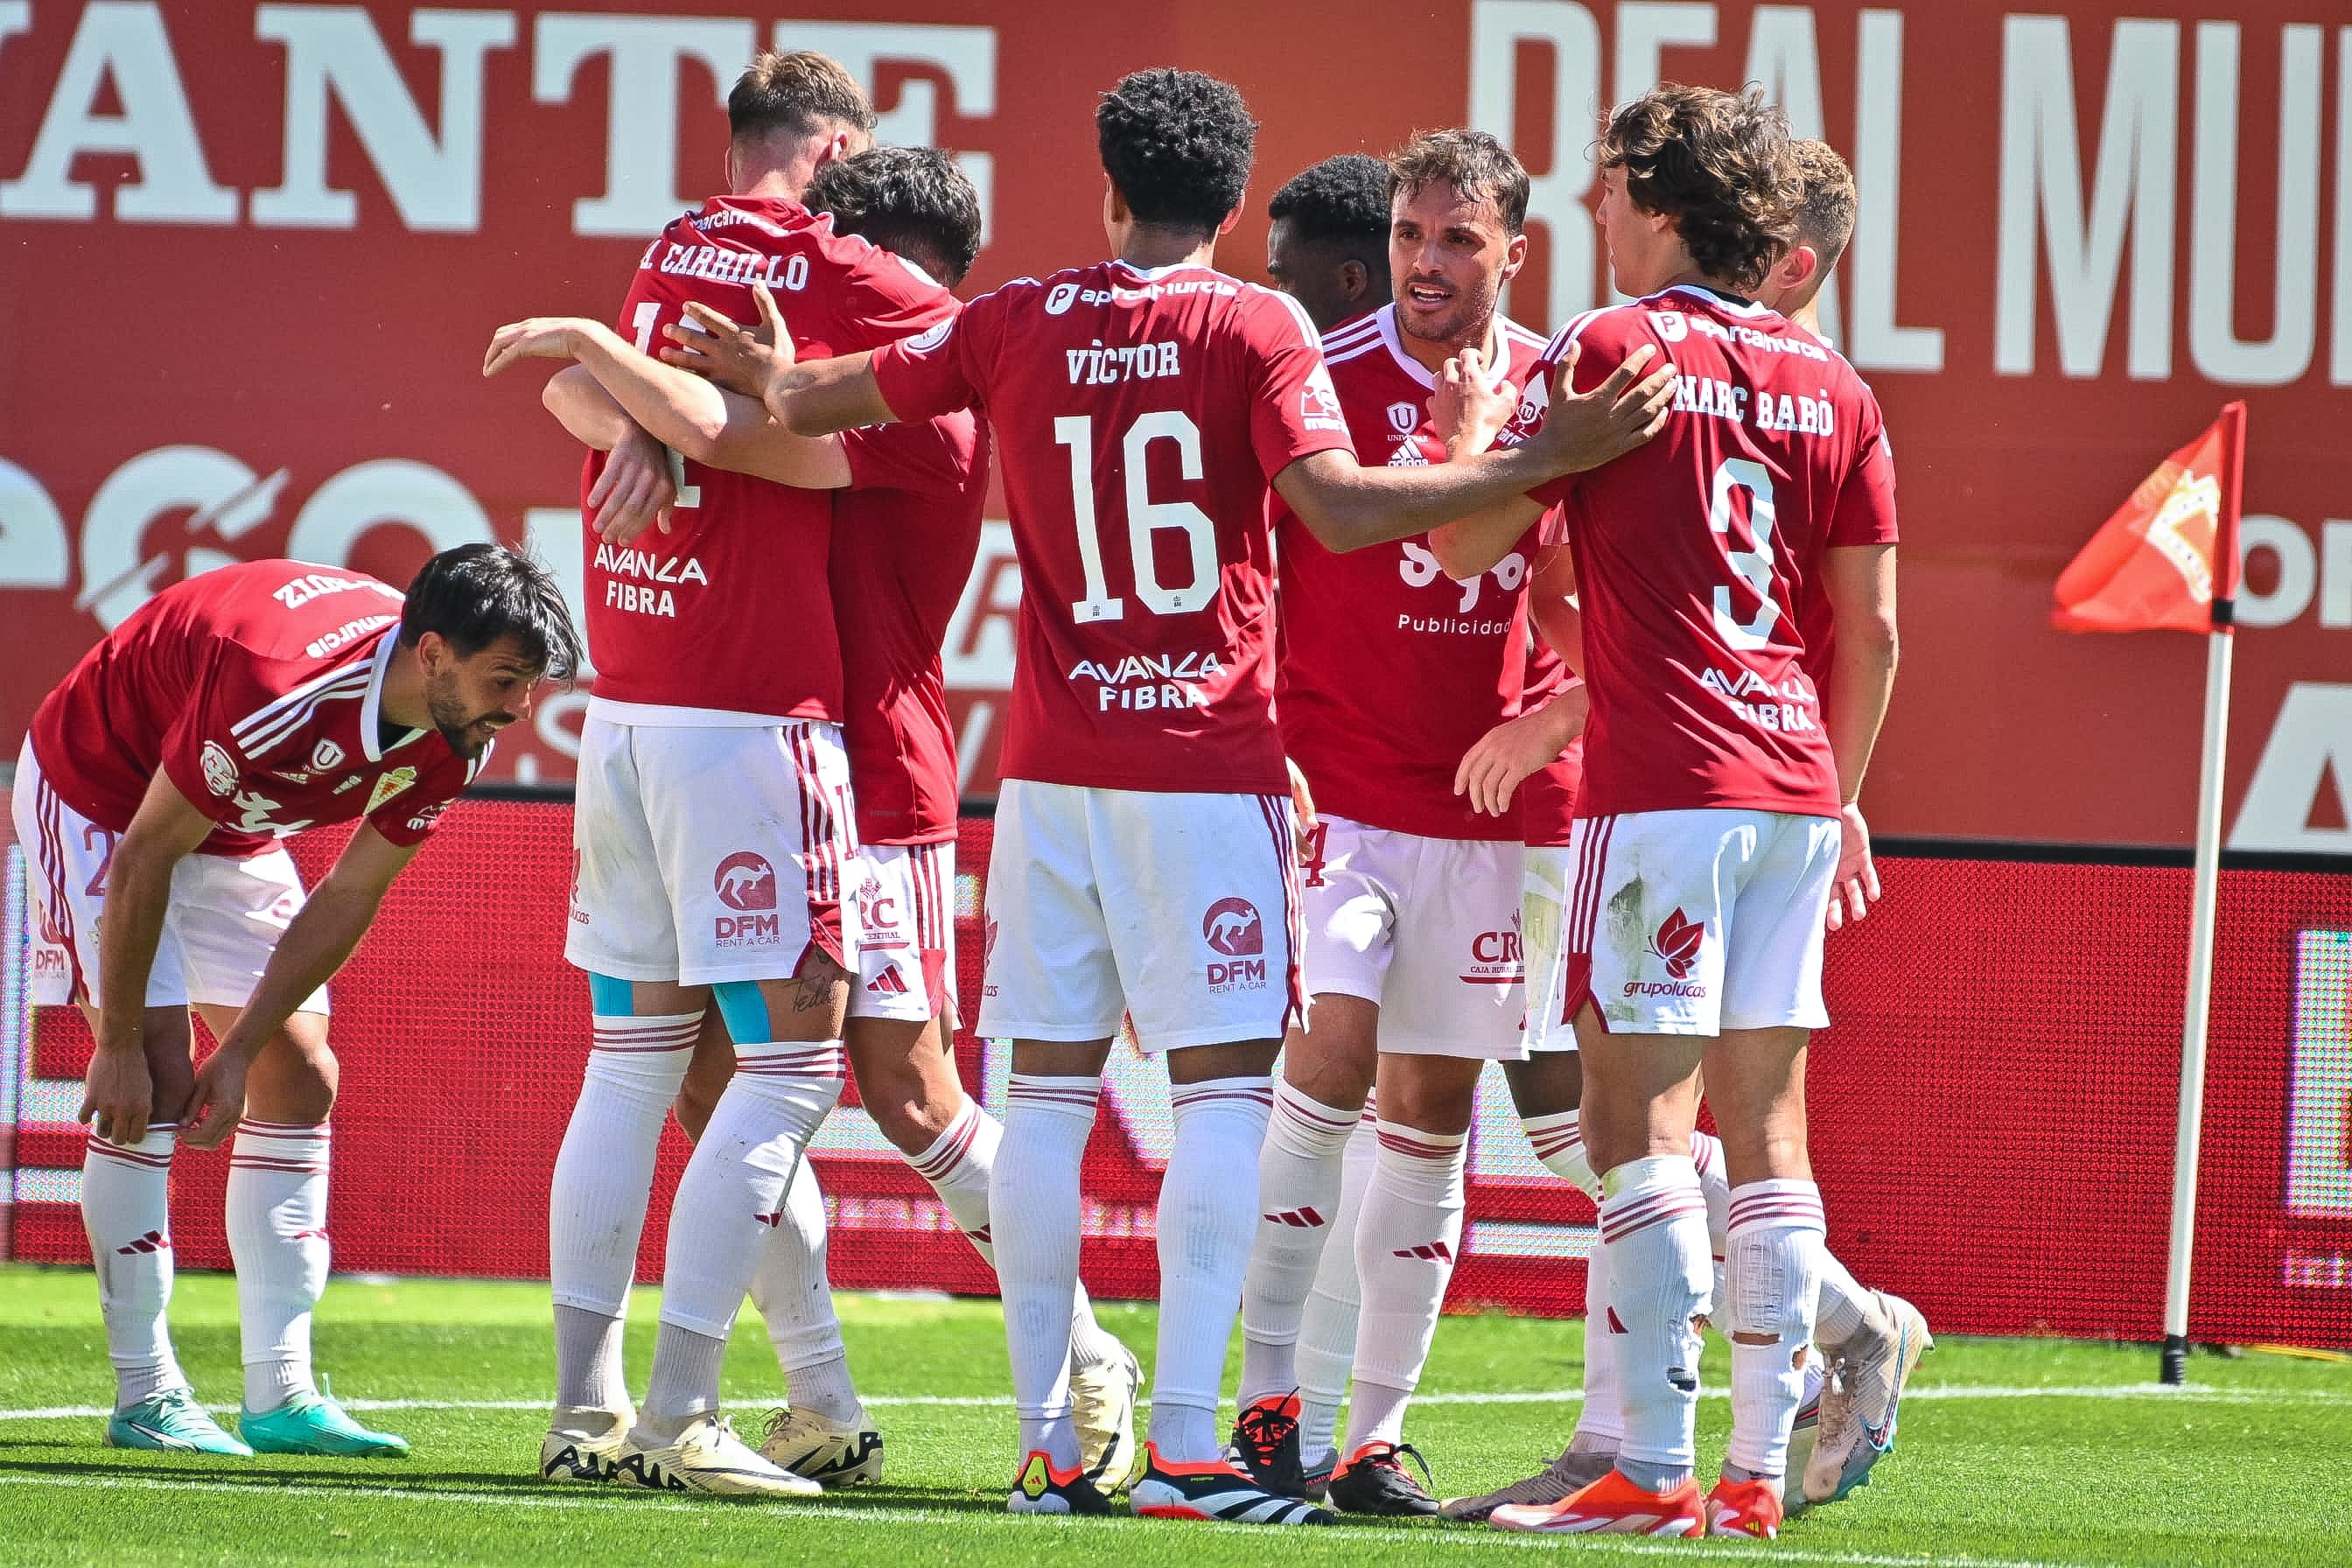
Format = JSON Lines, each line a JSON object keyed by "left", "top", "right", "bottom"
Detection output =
{"left": 1390, "top": 183, "right": 1524, "bottom": 352}
{"left": 1267, "top": 220, "right": 1356, "bottom": 336}
{"left": 1596, "top": 164, "right": 1675, "bottom": 298}
{"left": 423, "top": 634, "right": 542, "bottom": 760}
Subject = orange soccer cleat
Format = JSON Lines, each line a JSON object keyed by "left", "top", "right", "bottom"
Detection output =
{"left": 1488, "top": 1466, "right": 1705, "bottom": 1536}
{"left": 1704, "top": 1474, "right": 1786, "bottom": 1539}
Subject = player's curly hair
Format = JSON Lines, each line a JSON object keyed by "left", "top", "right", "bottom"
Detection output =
{"left": 730, "top": 50, "right": 874, "bottom": 143}
{"left": 1096, "top": 68, "right": 1258, "bottom": 235}
{"left": 1598, "top": 83, "right": 1798, "bottom": 291}
{"left": 810, "top": 147, "right": 984, "bottom": 286}
{"left": 401, "top": 544, "right": 584, "bottom": 682}
{"left": 1267, "top": 154, "right": 1390, "bottom": 248}
{"left": 1387, "top": 129, "right": 1530, "bottom": 235}
{"left": 1788, "top": 138, "right": 1857, "bottom": 274}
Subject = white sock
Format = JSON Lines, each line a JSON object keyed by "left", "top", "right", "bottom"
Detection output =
{"left": 1575, "top": 1208, "right": 1623, "bottom": 1446}
{"left": 747, "top": 1155, "right": 863, "bottom": 1423}
{"left": 81, "top": 1122, "right": 185, "bottom": 1410}
{"left": 1521, "top": 1110, "right": 1599, "bottom": 1199}
{"left": 1694, "top": 1130, "right": 1731, "bottom": 1318}
{"left": 1724, "top": 1180, "right": 1828, "bottom": 1480}
{"left": 1147, "top": 1075, "right": 1274, "bottom": 1463}
{"left": 993, "top": 1074, "right": 1098, "bottom": 1467}
{"left": 1295, "top": 1102, "right": 1377, "bottom": 1460}
{"left": 226, "top": 1118, "right": 332, "bottom": 1412}
{"left": 550, "top": 1011, "right": 697, "bottom": 1410}
{"left": 1597, "top": 1156, "right": 1711, "bottom": 1487}
{"left": 1342, "top": 1121, "right": 1466, "bottom": 1452}
{"left": 637, "top": 1323, "right": 728, "bottom": 1442}
{"left": 1814, "top": 1251, "right": 1880, "bottom": 1352}
{"left": 1238, "top": 1080, "right": 1357, "bottom": 1404}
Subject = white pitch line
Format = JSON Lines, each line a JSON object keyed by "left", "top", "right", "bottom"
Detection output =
{"left": 0, "top": 1471, "right": 2081, "bottom": 1568}
{"left": 0, "top": 1382, "right": 2342, "bottom": 1424}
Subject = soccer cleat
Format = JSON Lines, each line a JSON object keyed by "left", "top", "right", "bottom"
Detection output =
{"left": 1069, "top": 1337, "right": 1143, "bottom": 1490}
{"left": 1807, "top": 1291, "right": 1933, "bottom": 1505}
{"left": 1488, "top": 1468, "right": 1705, "bottom": 1536}
{"left": 1006, "top": 1449, "right": 1116, "bottom": 1516}
{"left": 1439, "top": 1440, "right": 1617, "bottom": 1521}
{"left": 1326, "top": 1439, "right": 1438, "bottom": 1517}
{"left": 1226, "top": 1390, "right": 1333, "bottom": 1502}
{"left": 241, "top": 1382, "right": 410, "bottom": 1458}
{"left": 541, "top": 1404, "right": 633, "bottom": 1482}
{"left": 611, "top": 1412, "right": 821, "bottom": 1497}
{"left": 1129, "top": 1443, "right": 1334, "bottom": 1524}
{"left": 759, "top": 1404, "right": 885, "bottom": 1487}
{"left": 1705, "top": 1475, "right": 1785, "bottom": 1539}
{"left": 106, "top": 1389, "right": 253, "bottom": 1456}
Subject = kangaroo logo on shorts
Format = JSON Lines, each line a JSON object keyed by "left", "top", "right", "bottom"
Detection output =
{"left": 1202, "top": 898, "right": 1264, "bottom": 957}
{"left": 714, "top": 852, "right": 778, "bottom": 912}
{"left": 1648, "top": 907, "right": 1704, "bottom": 979}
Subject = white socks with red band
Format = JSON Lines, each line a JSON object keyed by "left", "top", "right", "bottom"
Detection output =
{"left": 1238, "top": 1080, "right": 1357, "bottom": 1405}
{"left": 910, "top": 1098, "right": 999, "bottom": 1261}
{"left": 1150, "top": 1075, "right": 1274, "bottom": 1462}
{"left": 1521, "top": 1110, "right": 1599, "bottom": 1199}
{"left": 81, "top": 1122, "right": 183, "bottom": 1410}
{"left": 550, "top": 1010, "right": 699, "bottom": 1413}
{"left": 227, "top": 1118, "right": 332, "bottom": 1412}
{"left": 1343, "top": 1120, "right": 1467, "bottom": 1453}
{"left": 1599, "top": 1155, "right": 1712, "bottom": 1488}
{"left": 1725, "top": 1179, "right": 1829, "bottom": 1480}
{"left": 993, "top": 1074, "right": 1100, "bottom": 1468}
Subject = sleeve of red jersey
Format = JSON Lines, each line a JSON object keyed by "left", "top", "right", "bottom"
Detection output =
{"left": 844, "top": 253, "right": 959, "bottom": 346}
{"left": 156, "top": 645, "right": 282, "bottom": 824}
{"left": 1513, "top": 310, "right": 1649, "bottom": 510}
{"left": 841, "top": 408, "right": 983, "bottom": 503}
{"left": 1241, "top": 290, "right": 1356, "bottom": 478}
{"left": 1828, "top": 390, "right": 1900, "bottom": 548}
{"left": 869, "top": 294, "right": 990, "bottom": 424}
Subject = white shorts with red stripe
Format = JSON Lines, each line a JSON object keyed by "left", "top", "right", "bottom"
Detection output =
{"left": 1519, "top": 843, "right": 1578, "bottom": 1053}
{"left": 848, "top": 839, "right": 957, "bottom": 1025}
{"left": 565, "top": 707, "right": 861, "bottom": 987}
{"left": 978, "top": 780, "right": 1299, "bottom": 1054}
{"left": 1297, "top": 816, "right": 1528, "bottom": 1060}
{"left": 1550, "top": 808, "right": 1839, "bottom": 1038}
{"left": 10, "top": 736, "right": 327, "bottom": 1015}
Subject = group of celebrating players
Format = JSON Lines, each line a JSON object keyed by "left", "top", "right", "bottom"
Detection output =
{"left": 17, "top": 45, "right": 1919, "bottom": 1543}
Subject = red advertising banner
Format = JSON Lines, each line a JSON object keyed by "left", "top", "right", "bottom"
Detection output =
{"left": 1, "top": 3, "right": 2348, "bottom": 850}
{"left": 6, "top": 801, "right": 2350, "bottom": 1346}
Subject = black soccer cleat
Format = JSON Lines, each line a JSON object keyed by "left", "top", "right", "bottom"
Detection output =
{"left": 1227, "top": 1390, "right": 1332, "bottom": 1502}
{"left": 1326, "top": 1440, "right": 1439, "bottom": 1517}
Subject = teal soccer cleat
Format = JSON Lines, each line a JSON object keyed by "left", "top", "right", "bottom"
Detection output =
{"left": 241, "top": 1381, "right": 410, "bottom": 1458}
{"left": 106, "top": 1389, "right": 254, "bottom": 1456}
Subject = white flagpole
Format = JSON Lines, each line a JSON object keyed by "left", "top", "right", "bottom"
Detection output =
{"left": 2160, "top": 401, "right": 2244, "bottom": 1387}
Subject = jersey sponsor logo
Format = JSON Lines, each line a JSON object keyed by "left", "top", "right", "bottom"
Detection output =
{"left": 366, "top": 767, "right": 417, "bottom": 814}
{"left": 712, "top": 850, "right": 781, "bottom": 948}
{"left": 199, "top": 741, "right": 238, "bottom": 797}
{"left": 1202, "top": 896, "right": 1267, "bottom": 995}
{"left": 1699, "top": 666, "right": 1821, "bottom": 734}
{"left": 1386, "top": 401, "right": 1419, "bottom": 436}
{"left": 1066, "top": 340, "right": 1181, "bottom": 385}
{"left": 1043, "top": 282, "right": 1080, "bottom": 318}
{"left": 1650, "top": 310, "right": 1689, "bottom": 342}
{"left": 332, "top": 774, "right": 365, "bottom": 794}
{"left": 906, "top": 316, "right": 956, "bottom": 351}
{"left": 1387, "top": 440, "right": 1431, "bottom": 467}
{"left": 230, "top": 786, "right": 309, "bottom": 836}
{"left": 1300, "top": 367, "right": 1347, "bottom": 433}
{"left": 1068, "top": 649, "right": 1222, "bottom": 712}
{"left": 1648, "top": 908, "right": 1704, "bottom": 980}
{"left": 404, "top": 801, "right": 447, "bottom": 834}
{"left": 310, "top": 738, "right": 345, "bottom": 772}
{"left": 593, "top": 542, "right": 708, "bottom": 620}
{"left": 304, "top": 613, "right": 396, "bottom": 659}
{"left": 1463, "top": 911, "right": 1524, "bottom": 986}
{"left": 858, "top": 872, "right": 906, "bottom": 948}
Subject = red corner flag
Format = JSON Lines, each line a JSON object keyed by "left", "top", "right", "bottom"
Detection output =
{"left": 2053, "top": 403, "right": 2247, "bottom": 633}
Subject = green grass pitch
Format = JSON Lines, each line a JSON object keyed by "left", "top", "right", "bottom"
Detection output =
{"left": 1, "top": 1264, "right": 2347, "bottom": 1566}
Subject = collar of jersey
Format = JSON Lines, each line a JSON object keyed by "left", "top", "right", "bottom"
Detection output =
{"left": 358, "top": 628, "right": 423, "bottom": 763}
{"left": 1656, "top": 282, "right": 1775, "bottom": 319}
{"left": 1373, "top": 304, "right": 1512, "bottom": 394}
{"left": 1106, "top": 257, "right": 1218, "bottom": 284}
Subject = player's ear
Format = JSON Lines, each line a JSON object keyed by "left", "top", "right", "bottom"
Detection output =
{"left": 1501, "top": 229, "right": 1530, "bottom": 283}
{"left": 1338, "top": 258, "right": 1368, "bottom": 301}
{"left": 1214, "top": 200, "right": 1245, "bottom": 238}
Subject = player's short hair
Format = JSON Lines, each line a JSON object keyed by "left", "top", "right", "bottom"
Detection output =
{"left": 1788, "top": 138, "right": 1857, "bottom": 276}
{"left": 400, "top": 544, "right": 583, "bottom": 682}
{"left": 729, "top": 50, "right": 874, "bottom": 144}
{"left": 1598, "top": 83, "right": 1799, "bottom": 291}
{"left": 1096, "top": 68, "right": 1257, "bottom": 235}
{"left": 1386, "top": 129, "right": 1530, "bottom": 235}
{"left": 1267, "top": 154, "right": 1391, "bottom": 249}
{"left": 808, "top": 146, "right": 984, "bottom": 286}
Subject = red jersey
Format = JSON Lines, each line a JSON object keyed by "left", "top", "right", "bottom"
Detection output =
{"left": 1276, "top": 305, "right": 1553, "bottom": 840}
{"left": 870, "top": 259, "right": 1354, "bottom": 794}
{"left": 29, "top": 562, "right": 481, "bottom": 857}
{"left": 833, "top": 408, "right": 989, "bottom": 845}
{"left": 1506, "top": 286, "right": 1898, "bottom": 819}
{"left": 586, "top": 196, "right": 955, "bottom": 723}
{"left": 1797, "top": 413, "right": 1900, "bottom": 697}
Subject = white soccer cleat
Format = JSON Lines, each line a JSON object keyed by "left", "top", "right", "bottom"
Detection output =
{"left": 1069, "top": 1336, "right": 1144, "bottom": 1490}
{"left": 1807, "top": 1292, "right": 1932, "bottom": 1505}
{"left": 541, "top": 1404, "right": 633, "bottom": 1483}
{"left": 759, "top": 1404, "right": 885, "bottom": 1487}
{"left": 612, "top": 1412, "right": 823, "bottom": 1497}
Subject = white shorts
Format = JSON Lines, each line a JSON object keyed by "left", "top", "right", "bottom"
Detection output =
{"left": 979, "top": 780, "right": 1299, "bottom": 1053}
{"left": 10, "top": 737, "right": 327, "bottom": 1015}
{"left": 848, "top": 840, "right": 957, "bottom": 1025}
{"left": 1519, "top": 842, "right": 1579, "bottom": 1054}
{"left": 1558, "top": 808, "right": 1840, "bottom": 1036}
{"left": 1299, "top": 816, "right": 1527, "bottom": 1060}
{"left": 565, "top": 713, "right": 861, "bottom": 987}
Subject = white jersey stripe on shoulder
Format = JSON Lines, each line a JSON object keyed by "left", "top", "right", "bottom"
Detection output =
{"left": 229, "top": 667, "right": 374, "bottom": 756}
{"left": 229, "top": 662, "right": 371, "bottom": 746}
{"left": 1250, "top": 284, "right": 1324, "bottom": 350}
{"left": 1324, "top": 339, "right": 1387, "bottom": 368}
{"left": 1544, "top": 306, "right": 1617, "bottom": 360}
{"left": 1321, "top": 316, "right": 1382, "bottom": 350}
{"left": 236, "top": 677, "right": 373, "bottom": 761}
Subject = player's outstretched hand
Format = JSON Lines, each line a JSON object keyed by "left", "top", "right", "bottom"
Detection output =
{"left": 482, "top": 318, "right": 590, "bottom": 377}
{"left": 1527, "top": 341, "right": 1675, "bottom": 475}
{"left": 670, "top": 282, "right": 798, "bottom": 401}
{"left": 80, "top": 1046, "right": 155, "bottom": 1147}
{"left": 179, "top": 1047, "right": 249, "bottom": 1151}
{"left": 587, "top": 425, "right": 679, "bottom": 545}
{"left": 1825, "top": 802, "right": 1880, "bottom": 933}
{"left": 1433, "top": 345, "right": 1521, "bottom": 457}
{"left": 1453, "top": 687, "right": 1588, "bottom": 816}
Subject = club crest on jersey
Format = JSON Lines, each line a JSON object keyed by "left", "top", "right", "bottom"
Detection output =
{"left": 1649, "top": 310, "right": 1689, "bottom": 342}
{"left": 311, "top": 738, "right": 344, "bottom": 772}
{"left": 1386, "top": 401, "right": 1419, "bottom": 436}
{"left": 199, "top": 741, "right": 238, "bottom": 797}
{"left": 1202, "top": 897, "right": 1267, "bottom": 994}
{"left": 366, "top": 767, "right": 417, "bottom": 814}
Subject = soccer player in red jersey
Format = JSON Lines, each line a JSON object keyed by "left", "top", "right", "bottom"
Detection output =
{"left": 1424, "top": 88, "right": 1901, "bottom": 1540}
{"left": 1228, "top": 131, "right": 1559, "bottom": 1517}
{"left": 705, "top": 69, "right": 1674, "bottom": 1523}
{"left": 1264, "top": 155, "right": 1394, "bottom": 334}
{"left": 12, "top": 547, "right": 577, "bottom": 1458}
